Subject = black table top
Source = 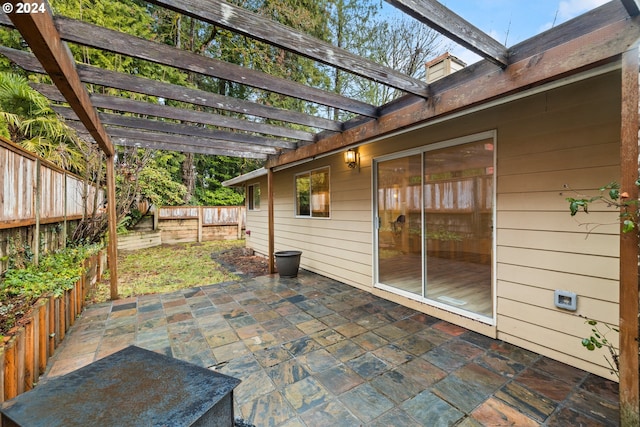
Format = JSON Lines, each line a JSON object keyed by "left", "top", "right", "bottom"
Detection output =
{"left": 0, "top": 346, "right": 240, "bottom": 427}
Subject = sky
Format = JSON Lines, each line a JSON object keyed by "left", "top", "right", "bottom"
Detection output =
{"left": 383, "top": 0, "right": 610, "bottom": 66}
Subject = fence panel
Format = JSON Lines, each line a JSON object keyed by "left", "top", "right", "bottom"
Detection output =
{"left": 0, "top": 142, "right": 36, "bottom": 223}
{"left": 0, "top": 138, "right": 104, "bottom": 273}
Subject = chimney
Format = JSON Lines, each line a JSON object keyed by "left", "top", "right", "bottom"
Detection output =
{"left": 425, "top": 53, "right": 467, "bottom": 83}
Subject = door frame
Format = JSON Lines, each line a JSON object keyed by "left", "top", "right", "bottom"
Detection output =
{"left": 372, "top": 130, "right": 497, "bottom": 324}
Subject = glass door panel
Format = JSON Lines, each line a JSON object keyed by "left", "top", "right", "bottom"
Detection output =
{"left": 424, "top": 140, "right": 494, "bottom": 317}
{"left": 376, "top": 154, "right": 422, "bottom": 296}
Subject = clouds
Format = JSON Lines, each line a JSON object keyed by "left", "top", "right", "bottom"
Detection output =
{"left": 558, "top": 0, "right": 609, "bottom": 20}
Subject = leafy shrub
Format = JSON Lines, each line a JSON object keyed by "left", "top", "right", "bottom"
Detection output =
{"left": 0, "top": 244, "right": 102, "bottom": 334}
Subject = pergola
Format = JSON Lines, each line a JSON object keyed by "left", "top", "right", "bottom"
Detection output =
{"left": 2, "top": 0, "right": 640, "bottom": 419}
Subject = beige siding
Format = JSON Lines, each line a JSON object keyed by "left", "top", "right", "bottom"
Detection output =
{"left": 243, "top": 69, "right": 622, "bottom": 378}
{"left": 245, "top": 178, "right": 270, "bottom": 256}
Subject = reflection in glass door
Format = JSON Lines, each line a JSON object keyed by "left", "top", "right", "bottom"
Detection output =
{"left": 375, "top": 136, "right": 494, "bottom": 319}
{"left": 376, "top": 154, "right": 423, "bottom": 296}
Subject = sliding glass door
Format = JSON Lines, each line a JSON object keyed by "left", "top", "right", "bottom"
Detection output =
{"left": 375, "top": 135, "right": 495, "bottom": 319}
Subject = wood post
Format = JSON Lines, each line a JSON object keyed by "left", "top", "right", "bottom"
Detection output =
{"left": 24, "top": 319, "right": 34, "bottom": 392}
{"left": 197, "top": 206, "right": 203, "bottom": 243}
{"left": 4, "top": 336, "right": 17, "bottom": 401}
{"left": 268, "top": 168, "right": 275, "bottom": 274}
{"left": 619, "top": 45, "right": 640, "bottom": 425}
{"left": 38, "top": 299, "right": 48, "bottom": 374}
{"left": 15, "top": 328, "right": 24, "bottom": 396}
{"left": 48, "top": 296, "right": 55, "bottom": 355}
{"left": 63, "top": 171, "right": 67, "bottom": 248}
{"left": 34, "top": 158, "right": 41, "bottom": 266}
{"left": 237, "top": 207, "right": 244, "bottom": 239}
{"left": 106, "top": 154, "right": 118, "bottom": 300}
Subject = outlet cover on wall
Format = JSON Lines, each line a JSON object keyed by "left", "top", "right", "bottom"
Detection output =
{"left": 554, "top": 290, "right": 577, "bottom": 311}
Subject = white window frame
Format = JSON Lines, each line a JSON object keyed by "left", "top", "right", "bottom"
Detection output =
{"left": 294, "top": 166, "right": 331, "bottom": 218}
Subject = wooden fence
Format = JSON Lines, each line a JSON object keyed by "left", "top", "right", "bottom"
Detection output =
{"left": 0, "top": 251, "right": 105, "bottom": 402}
{"left": 156, "top": 206, "right": 246, "bottom": 244}
{"left": 116, "top": 206, "right": 246, "bottom": 250}
{"left": 0, "top": 137, "right": 103, "bottom": 274}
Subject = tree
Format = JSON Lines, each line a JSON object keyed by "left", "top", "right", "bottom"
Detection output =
{"left": 0, "top": 72, "right": 89, "bottom": 174}
{"left": 364, "top": 15, "right": 447, "bottom": 105}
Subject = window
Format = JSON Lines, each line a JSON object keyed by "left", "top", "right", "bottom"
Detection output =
{"left": 295, "top": 167, "right": 330, "bottom": 218}
{"left": 247, "top": 183, "right": 260, "bottom": 210}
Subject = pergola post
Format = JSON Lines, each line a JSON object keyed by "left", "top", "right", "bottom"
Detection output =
{"left": 5, "top": 0, "right": 118, "bottom": 297}
{"left": 106, "top": 155, "right": 118, "bottom": 299}
{"left": 619, "top": 45, "right": 640, "bottom": 426}
{"left": 268, "top": 168, "right": 275, "bottom": 274}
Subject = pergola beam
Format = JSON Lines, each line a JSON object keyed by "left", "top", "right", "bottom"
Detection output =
{"left": 146, "top": 0, "right": 430, "bottom": 97}
{"left": 385, "top": 0, "right": 508, "bottom": 67}
{"left": 0, "top": 13, "right": 378, "bottom": 117}
{"left": 35, "top": 84, "right": 316, "bottom": 142}
{"left": 66, "top": 122, "right": 275, "bottom": 158}
{"left": 621, "top": 0, "right": 640, "bottom": 16}
{"left": 113, "top": 137, "right": 268, "bottom": 159}
{"left": 0, "top": 45, "right": 342, "bottom": 132}
{"left": 54, "top": 106, "right": 297, "bottom": 150}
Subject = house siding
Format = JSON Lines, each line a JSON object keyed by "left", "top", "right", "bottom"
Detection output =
{"left": 244, "top": 69, "right": 622, "bottom": 378}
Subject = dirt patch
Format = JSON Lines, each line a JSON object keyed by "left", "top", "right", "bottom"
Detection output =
{"left": 214, "top": 246, "right": 270, "bottom": 278}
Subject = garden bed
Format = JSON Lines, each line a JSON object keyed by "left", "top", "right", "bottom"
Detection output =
{"left": 0, "top": 251, "right": 105, "bottom": 402}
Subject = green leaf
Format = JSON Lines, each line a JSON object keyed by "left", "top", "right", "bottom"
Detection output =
{"left": 609, "top": 188, "right": 620, "bottom": 200}
{"left": 623, "top": 219, "right": 636, "bottom": 233}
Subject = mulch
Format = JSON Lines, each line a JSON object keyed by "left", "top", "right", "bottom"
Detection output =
{"left": 213, "top": 246, "right": 270, "bottom": 278}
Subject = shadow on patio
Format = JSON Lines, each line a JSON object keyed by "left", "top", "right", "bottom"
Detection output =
{"left": 41, "top": 270, "right": 619, "bottom": 426}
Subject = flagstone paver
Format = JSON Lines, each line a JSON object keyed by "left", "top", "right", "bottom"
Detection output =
{"left": 40, "top": 270, "right": 620, "bottom": 426}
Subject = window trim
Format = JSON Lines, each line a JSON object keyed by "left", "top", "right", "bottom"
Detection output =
{"left": 294, "top": 166, "right": 331, "bottom": 219}
{"left": 247, "top": 182, "right": 260, "bottom": 211}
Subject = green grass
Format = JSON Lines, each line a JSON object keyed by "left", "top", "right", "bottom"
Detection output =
{"left": 92, "top": 240, "right": 244, "bottom": 302}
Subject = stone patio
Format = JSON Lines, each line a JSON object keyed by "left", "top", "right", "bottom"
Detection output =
{"left": 40, "top": 270, "right": 619, "bottom": 426}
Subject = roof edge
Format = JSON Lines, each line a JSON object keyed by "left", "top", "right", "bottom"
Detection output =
{"left": 222, "top": 167, "right": 267, "bottom": 187}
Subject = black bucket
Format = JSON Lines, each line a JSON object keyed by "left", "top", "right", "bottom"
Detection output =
{"left": 274, "top": 251, "right": 302, "bottom": 278}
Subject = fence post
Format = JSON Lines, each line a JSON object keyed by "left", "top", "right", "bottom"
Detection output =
{"left": 197, "top": 206, "right": 203, "bottom": 243}
{"left": 63, "top": 171, "right": 67, "bottom": 249}
{"left": 34, "top": 159, "right": 41, "bottom": 266}
{"left": 237, "top": 207, "right": 244, "bottom": 239}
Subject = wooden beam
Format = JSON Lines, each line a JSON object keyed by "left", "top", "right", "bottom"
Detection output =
{"left": 619, "top": 45, "right": 640, "bottom": 424}
{"left": 54, "top": 106, "right": 297, "bottom": 150}
{"left": 146, "top": 0, "right": 430, "bottom": 97}
{"left": 621, "top": 0, "right": 640, "bottom": 16}
{"left": 0, "top": 46, "right": 341, "bottom": 131}
{"left": 113, "top": 137, "right": 267, "bottom": 158}
{"left": 68, "top": 123, "right": 275, "bottom": 158}
{"left": 3, "top": 2, "right": 113, "bottom": 157}
{"left": 106, "top": 127, "right": 279, "bottom": 156}
{"left": 32, "top": 83, "right": 316, "bottom": 141}
{"left": 50, "top": 16, "right": 378, "bottom": 117}
{"left": 267, "top": 11, "right": 640, "bottom": 168}
{"left": 73, "top": 126, "right": 269, "bottom": 158}
{"left": 0, "top": 13, "right": 376, "bottom": 117}
{"left": 384, "top": 0, "right": 508, "bottom": 67}
{"left": 105, "top": 155, "right": 118, "bottom": 299}
{"left": 76, "top": 64, "right": 340, "bottom": 130}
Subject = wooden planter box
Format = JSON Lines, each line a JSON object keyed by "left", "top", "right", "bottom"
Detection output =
{"left": 0, "top": 251, "right": 104, "bottom": 402}
{"left": 117, "top": 230, "right": 162, "bottom": 251}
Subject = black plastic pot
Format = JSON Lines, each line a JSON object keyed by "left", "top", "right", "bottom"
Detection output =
{"left": 274, "top": 250, "right": 302, "bottom": 278}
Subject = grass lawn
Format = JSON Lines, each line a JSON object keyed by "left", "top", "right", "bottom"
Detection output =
{"left": 92, "top": 240, "right": 245, "bottom": 302}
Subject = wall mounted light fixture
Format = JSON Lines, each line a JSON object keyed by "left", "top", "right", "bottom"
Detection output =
{"left": 344, "top": 148, "right": 358, "bottom": 169}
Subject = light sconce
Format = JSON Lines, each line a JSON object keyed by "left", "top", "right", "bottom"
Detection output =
{"left": 344, "top": 148, "right": 358, "bottom": 169}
